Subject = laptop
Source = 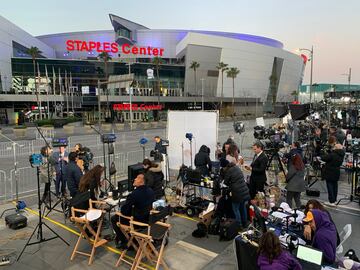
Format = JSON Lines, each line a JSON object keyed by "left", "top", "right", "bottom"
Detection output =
{"left": 296, "top": 244, "right": 323, "bottom": 270}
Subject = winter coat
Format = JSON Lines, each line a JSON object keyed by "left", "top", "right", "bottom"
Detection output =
{"left": 257, "top": 250, "right": 302, "bottom": 270}
{"left": 285, "top": 162, "right": 305, "bottom": 193}
{"left": 224, "top": 165, "right": 250, "bottom": 203}
{"left": 144, "top": 163, "right": 164, "bottom": 200}
{"left": 311, "top": 209, "right": 337, "bottom": 264}
{"left": 39, "top": 156, "right": 56, "bottom": 184}
{"left": 195, "top": 145, "right": 212, "bottom": 176}
{"left": 335, "top": 129, "right": 346, "bottom": 144}
{"left": 155, "top": 140, "right": 167, "bottom": 155}
{"left": 321, "top": 149, "right": 345, "bottom": 182}
{"left": 65, "top": 161, "right": 83, "bottom": 197}
{"left": 284, "top": 148, "right": 303, "bottom": 170}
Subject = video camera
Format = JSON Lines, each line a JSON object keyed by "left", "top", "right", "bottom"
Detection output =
{"left": 77, "top": 146, "right": 93, "bottom": 170}
{"left": 254, "top": 126, "right": 285, "bottom": 151}
{"left": 150, "top": 150, "right": 163, "bottom": 161}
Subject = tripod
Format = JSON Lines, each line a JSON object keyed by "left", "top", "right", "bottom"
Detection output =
{"left": 17, "top": 166, "right": 69, "bottom": 261}
{"left": 0, "top": 133, "right": 24, "bottom": 218}
{"left": 266, "top": 150, "right": 286, "bottom": 185}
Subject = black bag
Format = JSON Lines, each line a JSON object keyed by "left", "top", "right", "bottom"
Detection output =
{"left": 219, "top": 219, "right": 241, "bottom": 241}
{"left": 306, "top": 188, "right": 320, "bottom": 197}
{"left": 208, "top": 216, "right": 221, "bottom": 235}
{"left": 344, "top": 249, "right": 360, "bottom": 262}
{"left": 109, "top": 161, "right": 117, "bottom": 176}
{"left": 192, "top": 222, "right": 208, "bottom": 238}
{"left": 5, "top": 213, "right": 27, "bottom": 230}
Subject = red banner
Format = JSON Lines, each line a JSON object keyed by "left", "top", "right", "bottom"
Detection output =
{"left": 113, "top": 104, "right": 163, "bottom": 111}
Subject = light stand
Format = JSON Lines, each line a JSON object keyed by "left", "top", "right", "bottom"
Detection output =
{"left": 17, "top": 158, "right": 69, "bottom": 261}
{"left": 139, "top": 137, "right": 149, "bottom": 160}
{"left": 0, "top": 133, "right": 25, "bottom": 218}
{"left": 90, "top": 125, "right": 107, "bottom": 181}
{"left": 186, "top": 133, "right": 194, "bottom": 168}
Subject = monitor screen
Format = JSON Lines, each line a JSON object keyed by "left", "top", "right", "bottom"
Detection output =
{"left": 296, "top": 245, "right": 323, "bottom": 265}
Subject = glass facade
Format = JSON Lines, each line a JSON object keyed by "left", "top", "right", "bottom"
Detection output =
{"left": 10, "top": 58, "right": 185, "bottom": 96}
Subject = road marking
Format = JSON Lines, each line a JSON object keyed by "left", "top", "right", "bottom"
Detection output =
{"left": 176, "top": 241, "right": 218, "bottom": 258}
{"left": 173, "top": 213, "right": 198, "bottom": 222}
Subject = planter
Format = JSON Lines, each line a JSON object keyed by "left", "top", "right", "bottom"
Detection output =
{"left": 101, "top": 123, "right": 112, "bottom": 132}
{"left": 115, "top": 123, "right": 125, "bottom": 131}
{"left": 142, "top": 122, "right": 150, "bottom": 130}
{"left": 13, "top": 127, "right": 27, "bottom": 138}
{"left": 63, "top": 124, "right": 75, "bottom": 135}
{"left": 150, "top": 122, "right": 158, "bottom": 129}
{"left": 84, "top": 125, "right": 93, "bottom": 134}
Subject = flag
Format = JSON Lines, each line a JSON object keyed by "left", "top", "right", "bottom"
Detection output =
{"left": 52, "top": 66, "right": 56, "bottom": 95}
{"left": 58, "top": 68, "right": 62, "bottom": 96}
{"left": 45, "top": 64, "right": 49, "bottom": 92}
{"left": 37, "top": 62, "right": 42, "bottom": 116}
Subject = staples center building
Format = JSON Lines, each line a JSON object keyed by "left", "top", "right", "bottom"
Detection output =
{"left": 0, "top": 14, "right": 305, "bottom": 122}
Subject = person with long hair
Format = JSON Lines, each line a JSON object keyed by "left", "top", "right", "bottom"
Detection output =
{"left": 257, "top": 231, "right": 301, "bottom": 270}
{"left": 78, "top": 165, "right": 104, "bottom": 200}
{"left": 285, "top": 153, "right": 305, "bottom": 208}
{"left": 143, "top": 158, "right": 164, "bottom": 200}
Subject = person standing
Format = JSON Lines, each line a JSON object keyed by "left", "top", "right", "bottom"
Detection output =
{"left": 52, "top": 146, "right": 69, "bottom": 197}
{"left": 246, "top": 142, "right": 268, "bottom": 199}
{"left": 224, "top": 158, "right": 250, "bottom": 227}
{"left": 39, "top": 146, "right": 56, "bottom": 203}
{"left": 65, "top": 152, "right": 83, "bottom": 197}
{"left": 195, "top": 145, "right": 212, "bottom": 176}
{"left": 143, "top": 159, "right": 164, "bottom": 200}
{"left": 154, "top": 136, "right": 167, "bottom": 155}
{"left": 321, "top": 143, "right": 345, "bottom": 206}
{"left": 285, "top": 154, "right": 305, "bottom": 208}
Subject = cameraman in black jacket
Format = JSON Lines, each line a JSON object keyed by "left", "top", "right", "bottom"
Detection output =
{"left": 195, "top": 145, "right": 212, "bottom": 176}
{"left": 321, "top": 144, "right": 345, "bottom": 206}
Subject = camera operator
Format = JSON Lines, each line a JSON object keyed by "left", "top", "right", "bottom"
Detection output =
{"left": 245, "top": 141, "right": 268, "bottom": 199}
{"left": 329, "top": 126, "right": 346, "bottom": 145}
{"left": 65, "top": 152, "right": 84, "bottom": 197}
{"left": 74, "top": 143, "right": 93, "bottom": 172}
{"left": 284, "top": 141, "right": 303, "bottom": 169}
{"left": 320, "top": 143, "right": 345, "bottom": 206}
{"left": 154, "top": 136, "right": 167, "bottom": 155}
{"left": 195, "top": 145, "right": 212, "bottom": 176}
{"left": 40, "top": 146, "right": 56, "bottom": 203}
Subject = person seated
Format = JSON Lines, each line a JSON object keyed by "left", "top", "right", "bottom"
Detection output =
{"left": 111, "top": 174, "right": 155, "bottom": 249}
{"left": 258, "top": 231, "right": 302, "bottom": 270}
{"left": 78, "top": 165, "right": 105, "bottom": 200}
{"left": 303, "top": 209, "right": 337, "bottom": 265}
{"left": 143, "top": 159, "right": 164, "bottom": 200}
{"left": 65, "top": 152, "right": 84, "bottom": 197}
{"left": 195, "top": 145, "right": 212, "bottom": 176}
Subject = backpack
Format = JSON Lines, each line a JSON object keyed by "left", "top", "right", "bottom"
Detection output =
{"left": 208, "top": 216, "right": 221, "bottom": 235}
{"left": 219, "top": 219, "right": 241, "bottom": 241}
{"left": 192, "top": 222, "right": 208, "bottom": 238}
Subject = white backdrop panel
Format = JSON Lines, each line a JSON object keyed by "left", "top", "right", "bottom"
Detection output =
{"left": 166, "top": 111, "right": 218, "bottom": 170}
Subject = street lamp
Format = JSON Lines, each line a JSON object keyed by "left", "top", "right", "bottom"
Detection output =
{"left": 200, "top": 78, "right": 205, "bottom": 110}
{"left": 299, "top": 46, "right": 314, "bottom": 104}
{"left": 341, "top": 67, "right": 352, "bottom": 92}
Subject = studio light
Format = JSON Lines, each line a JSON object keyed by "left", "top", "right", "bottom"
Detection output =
{"left": 185, "top": 133, "right": 193, "bottom": 141}
{"left": 139, "top": 137, "right": 148, "bottom": 145}
{"left": 233, "top": 121, "right": 245, "bottom": 134}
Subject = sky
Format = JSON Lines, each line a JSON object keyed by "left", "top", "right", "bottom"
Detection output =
{"left": 2, "top": 0, "right": 360, "bottom": 84}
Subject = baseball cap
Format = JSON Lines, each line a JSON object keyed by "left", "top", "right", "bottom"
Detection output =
{"left": 303, "top": 211, "right": 314, "bottom": 223}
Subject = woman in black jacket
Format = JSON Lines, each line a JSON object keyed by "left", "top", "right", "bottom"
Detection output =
{"left": 223, "top": 162, "right": 250, "bottom": 227}
{"left": 78, "top": 165, "right": 104, "bottom": 200}
{"left": 143, "top": 159, "right": 164, "bottom": 200}
{"left": 195, "top": 145, "right": 212, "bottom": 176}
{"left": 321, "top": 144, "right": 345, "bottom": 206}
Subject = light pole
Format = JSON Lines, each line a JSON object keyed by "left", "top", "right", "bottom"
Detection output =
{"left": 299, "top": 46, "right": 314, "bottom": 103}
{"left": 126, "top": 62, "right": 133, "bottom": 130}
{"left": 341, "top": 68, "right": 352, "bottom": 92}
{"left": 200, "top": 78, "right": 205, "bottom": 110}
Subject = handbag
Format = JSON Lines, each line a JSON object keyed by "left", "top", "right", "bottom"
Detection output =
{"left": 109, "top": 161, "right": 117, "bottom": 176}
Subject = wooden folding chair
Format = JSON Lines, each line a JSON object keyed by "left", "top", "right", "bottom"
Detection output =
{"left": 70, "top": 199, "right": 108, "bottom": 265}
{"left": 114, "top": 212, "right": 138, "bottom": 267}
{"left": 127, "top": 220, "right": 171, "bottom": 270}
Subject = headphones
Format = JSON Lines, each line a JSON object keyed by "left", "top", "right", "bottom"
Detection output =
{"left": 286, "top": 234, "right": 299, "bottom": 253}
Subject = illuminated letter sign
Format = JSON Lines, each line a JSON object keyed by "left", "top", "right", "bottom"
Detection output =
{"left": 66, "top": 40, "right": 164, "bottom": 56}
{"left": 113, "top": 104, "right": 162, "bottom": 111}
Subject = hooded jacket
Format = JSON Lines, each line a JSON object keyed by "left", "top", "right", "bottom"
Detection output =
{"left": 285, "top": 158, "right": 305, "bottom": 193}
{"left": 195, "top": 145, "right": 212, "bottom": 176}
{"left": 321, "top": 149, "right": 345, "bottom": 182}
{"left": 144, "top": 163, "right": 164, "bottom": 200}
{"left": 257, "top": 250, "right": 302, "bottom": 270}
{"left": 312, "top": 209, "right": 337, "bottom": 264}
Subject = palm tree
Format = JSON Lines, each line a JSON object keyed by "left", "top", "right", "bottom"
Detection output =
{"left": 152, "top": 57, "right": 163, "bottom": 104}
{"left": 226, "top": 67, "right": 240, "bottom": 117}
{"left": 26, "top": 47, "right": 42, "bottom": 119}
{"left": 216, "top": 62, "right": 229, "bottom": 113}
{"left": 269, "top": 75, "right": 278, "bottom": 111}
{"left": 190, "top": 61, "right": 200, "bottom": 96}
{"left": 98, "top": 52, "right": 112, "bottom": 117}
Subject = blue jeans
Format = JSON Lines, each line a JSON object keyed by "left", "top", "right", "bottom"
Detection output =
{"left": 232, "top": 201, "right": 248, "bottom": 226}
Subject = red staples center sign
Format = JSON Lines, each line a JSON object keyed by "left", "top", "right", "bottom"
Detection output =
{"left": 113, "top": 104, "right": 163, "bottom": 111}
{"left": 66, "top": 40, "right": 164, "bottom": 56}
